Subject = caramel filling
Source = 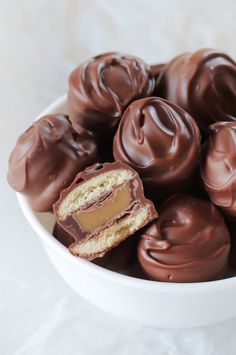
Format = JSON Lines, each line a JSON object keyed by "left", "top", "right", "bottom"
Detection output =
{"left": 75, "top": 184, "right": 132, "bottom": 232}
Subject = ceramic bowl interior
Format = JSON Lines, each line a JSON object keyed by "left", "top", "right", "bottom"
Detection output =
{"left": 17, "top": 95, "right": 236, "bottom": 329}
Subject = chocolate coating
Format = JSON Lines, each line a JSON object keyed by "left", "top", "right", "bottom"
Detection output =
{"left": 227, "top": 222, "right": 236, "bottom": 270}
{"left": 138, "top": 195, "right": 230, "bottom": 283}
{"left": 156, "top": 49, "right": 236, "bottom": 131}
{"left": 150, "top": 64, "right": 165, "bottom": 95}
{"left": 113, "top": 97, "right": 201, "bottom": 200}
{"left": 68, "top": 52, "right": 154, "bottom": 137}
{"left": 7, "top": 114, "right": 99, "bottom": 212}
{"left": 150, "top": 64, "right": 165, "bottom": 81}
{"left": 53, "top": 223, "right": 75, "bottom": 248}
{"left": 52, "top": 223, "right": 137, "bottom": 271}
{"left": 201, "top": 122, "right": 236, "bottom": 219}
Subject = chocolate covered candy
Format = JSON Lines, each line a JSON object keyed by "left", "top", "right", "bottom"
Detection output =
{"left": 53, "top": 223, "right": 137, "bottom": 271}
{"left": 7, "top": 114, "right": 99, "bottom": 212}
{"left": 113, "top": 97, "right": 201, "bottom": 201}
{"left": 201, "top": 122, "right": 236, "bottom": 219}
{"left": 156, "top": 49, "right": 236, "bottom": 131}
{"left": 54, "top": 161, "right": 157, "bottom": 260}
{"left": 67, "top": 52, "right": 154, "bottom": 137}
{"left": 138, "top": 195, "right": 230, "bottom": 283}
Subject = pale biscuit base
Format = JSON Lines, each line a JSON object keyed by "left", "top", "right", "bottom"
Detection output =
{"left": 69, "top": 204, "right": 152, "bottom": 259}
{"left": 58, "top": 168, "right": 134, "bottom": 220}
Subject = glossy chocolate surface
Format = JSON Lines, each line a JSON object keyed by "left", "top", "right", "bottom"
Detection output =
{"left": 113, "top": 97, "right": 201, "bottom": 201}
{"left": 67, "top": 52, "right": 154, "bottom": 137}
{"left": 138, "top": 195, "right": 230, "bottom": 282}
{"left": 150, "top": 63, "right": 165, "bottom": 95}
{"left": 150, "top": 63, "right": 165, "bottom": 81}
{"left": 7, "top": 114, "right": 99, "bottom": 212}
{"left": 156, "top": 49, "right": 236, "bottom": 131}
{"left": 201, "top": 122, "right": 236, "bottom": 219}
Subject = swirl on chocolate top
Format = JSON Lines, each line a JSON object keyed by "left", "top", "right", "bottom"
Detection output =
{"left": 7, "top": 114, "right": 99, "bottom": 212}
{"left": 113, "top": 97, "right": 201, "bottom": 200}
{"left": 68, "top": 52, "right": 154, "bottom": 137}
{"left": 156, "top": 49, "right": 236, "bottom": 131}
{"left": 138, "top": 195, "right": 230, "bottom": 283}
{"left": 201, "top": 122, "right": 236, "bottom": 218}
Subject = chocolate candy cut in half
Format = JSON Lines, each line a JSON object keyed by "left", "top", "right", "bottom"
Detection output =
{"left": 52, "top": 223, "right": 137, "bottom": 272}
{"left": 54, "top": 161, "right": 157, "bottom": 260}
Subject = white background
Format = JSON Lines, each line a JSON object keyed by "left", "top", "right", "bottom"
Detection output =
{"left": 1, "top": 0, "right": 236, "bottom": 354}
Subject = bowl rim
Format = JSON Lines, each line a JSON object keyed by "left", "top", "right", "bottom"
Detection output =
{"left": 17, "top": 94, "right": 236, "bottom": 293}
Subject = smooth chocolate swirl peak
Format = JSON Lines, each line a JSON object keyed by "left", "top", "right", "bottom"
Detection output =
{"left": 156, "top": 48, "right": 236, "bottom": 131}
{"left": 201, "top": 122, "right": 236, "bottom": 218}
{"left": 7, "top": 114, "right": 99, "bottom": 212}
{"left": 68, "top": 52, "right": 154, "bottom": 137}
{"left": 113, "top": 97, "right": 201, "bottom": 200}
{"left": 138, "top": 195, "right": 230, "bottom": 283}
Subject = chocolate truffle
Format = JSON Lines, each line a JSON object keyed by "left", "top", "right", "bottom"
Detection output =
{"left": 156, "top": 49, "right": 236, "bottom": 131}
{"left": 7, "top": 114, "right": 99, "bottom": 212}
{"left": 138, "top": 195, "right": 230, "bottom": 283}
{"left": 201, "top": 122, "right": 236, "bottom": 219}
{"left": 53, "top": 223, "right": 137, "bottom": 271}
{"left": 67, "top": 52, "right": 154, "bottom": 137}
{"left": 54, "top": 161, "right": 157, "bottom": 260}
{"left": 113, "top": 97, "right": 201, "bottom": 201}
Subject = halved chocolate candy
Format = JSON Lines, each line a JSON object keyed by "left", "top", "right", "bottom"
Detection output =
{"left": 54, "top": 161, "right": 157, "bottom": 260}
{"left": 52, "top": 223, "right": 138, "bottom": 271}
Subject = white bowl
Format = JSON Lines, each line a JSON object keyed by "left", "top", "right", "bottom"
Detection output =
{"left": 17, "top": 95, "right": 236, "bottom": 328}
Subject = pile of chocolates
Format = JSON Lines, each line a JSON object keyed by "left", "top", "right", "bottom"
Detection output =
{"left": 8, "top": 49, "right": 236, "bottom": 283}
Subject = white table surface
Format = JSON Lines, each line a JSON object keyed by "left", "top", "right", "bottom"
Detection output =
{"left": 1, "top": 0, "right": 236, "bottom": 354}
